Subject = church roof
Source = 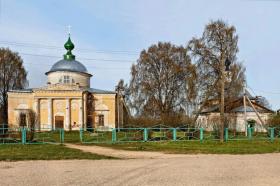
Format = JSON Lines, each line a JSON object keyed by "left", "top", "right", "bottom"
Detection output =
{"left": 87, "top": 88, "right": 115, "bottom": 94}
{"left": 231, "top": 106, "right": 261, "bottom": 113}
{"left": 200, "top": 98, "right": 274, "bottom": 114}
{"left": 9, "top": 87, "right": 115, "bottom": 94}
{"left": 45, "top": 36, "right": 92, "bottom": 76}
{"left": 46, "top": 59, "right": 90, "bottom": 75}
{"left": 9, "top": 88, "right": 33, "bottom": 93}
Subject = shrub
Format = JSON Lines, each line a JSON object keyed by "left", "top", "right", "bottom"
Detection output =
{"left": 267, "top": 114, "right": 280, "bottom": 127}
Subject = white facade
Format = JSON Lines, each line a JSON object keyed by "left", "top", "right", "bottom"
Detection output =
{"left": 197, "top": 112, "right": 271, "bottom": 132}
{"left": 47, "top": 71, "right": 91, "bottom": 88}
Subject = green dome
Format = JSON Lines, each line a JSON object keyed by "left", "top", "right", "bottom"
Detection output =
{"left": 63, "top": 36, "right": 75, "bottom": 60}
{"left": 64, "top": 37, "right": 75, "bottom": 50}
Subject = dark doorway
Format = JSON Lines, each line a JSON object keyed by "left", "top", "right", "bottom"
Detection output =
{"left": 247, "top": 119, "right": 256, "bottom": 128}
{"left": 98, "top": 114, "right": 104, "bottom": 126}
{"left": 55, "top": 116, "right": 64, "bottom": 129}
{"left": 19, "top": 113, "right": 27, "bottom": 127}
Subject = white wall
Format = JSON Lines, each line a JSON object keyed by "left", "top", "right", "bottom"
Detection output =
{"left": 47, "top": 71, "right": 90, "bottom": 88}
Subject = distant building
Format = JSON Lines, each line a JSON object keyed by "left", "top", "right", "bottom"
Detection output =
{"left": 8, "top": 36, "right": 129, "bottom": 130}
{"left": 197, "top": 91, "right": 274, "bottom": 132}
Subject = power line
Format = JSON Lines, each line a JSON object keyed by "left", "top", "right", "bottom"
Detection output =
{"left": 23, "top": 61, "right": 131, "bottom": 71}
{"left": 0, "top": 40, "right": 139, "bottom": 55}
{"left": 247, "top": 86, "right": 258, "bottom": 96}
{"left": 19, "top": 52, "right": 136, "bottom": 63}
{"left": 248, "top": 86, "right": 280, "bottom": 95}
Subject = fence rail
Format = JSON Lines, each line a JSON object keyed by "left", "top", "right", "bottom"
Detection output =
{"left": 79, "top": 127, "right": 280, "bottom": 144}
{"left": 1, "top": 126, "right": 280, "bottom": 144}
{"left": 0, "top": 127, "right": 64, "bottom": 144}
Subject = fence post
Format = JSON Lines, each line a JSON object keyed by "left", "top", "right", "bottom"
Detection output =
{"left": 225, "top": 128, "right": 228, "bottom": 142}
{"left": 80, "top": 128, "right": 83, "bottom": 143}
{"left": 112, "top": 128, "right": 116, "bottom": 143}
{"left": 173, "top": 128, "right": 177, "bottom": 141}
{"left": 60, "top": 128, "right": 64, "bottom": 144}
{"left": 270, "top": 127, "right": 274, "bottom": 142}
{"left": 143, "top": 128, "right": 148, "bottom": 142}
{"left": 248, "top": 127, "right": 252, "bottom": 140}
{"left": 200, "top": 128, "right": 203, "bottom": 143}
{"left": 21, "top": 127, "right": 26, "bottom": 144}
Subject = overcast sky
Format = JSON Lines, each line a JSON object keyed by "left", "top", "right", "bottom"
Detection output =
{"left": 0, "top": 0, "right": 280, "bottom": 109}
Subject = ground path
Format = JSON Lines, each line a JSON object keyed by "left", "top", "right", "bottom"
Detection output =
{"left": 1, "top": 144, "right": 280, "bottom": 186}
{"left": 65, "top": 143, "right": 186, "bottom": 159}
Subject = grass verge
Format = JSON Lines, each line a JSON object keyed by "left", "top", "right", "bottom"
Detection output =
{"left": 0, "top": 144, "right": 115, "bottom": 161}
{"left": 93, "top": 140, "right": 280, "bottom": 154}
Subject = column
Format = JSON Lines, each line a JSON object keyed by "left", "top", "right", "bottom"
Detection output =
{"left": 83, "top": 93, "right": 87, "bottom": 128}
{"left": 34, "top": 98, "right": 40, "bottom": 129}
{"left": 65, "top": 99, "right": 71, "bottom": 130}
{"left": 48, "top": 98, "right": 53, "bottom": 130}
{"left": 79, "top": 99, "right": 83, "bottom": 128}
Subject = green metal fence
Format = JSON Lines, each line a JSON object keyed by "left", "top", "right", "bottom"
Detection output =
{"left": 1, "top": 125, "right": 280, "bottom": 145}
{"left": 174, "top": 128, "right": 198, "bottom": 141}
{"left": 25, "top": 128, "right": 64, "bottom": 144}
{"left": 203, "top": 129, "right": 220, "bottom": 141}
{"left": 0, "top": 126, "right": 64, "bottom": 144}
{"left": 275, "top": 128, "right": 280, "bottom": 138}
{"left": 115, "top": 128, "right": 145, "bottom": 142}
{"left": 0, "top": 126, "right": 23, "bottom": 144}
{"left": 80, "top": 128, "right": 113, "bottom": 144}
{"left": 147, "top": 127, "right": 173, "bottom": 141}
{"left": 79, "top": 126, "right": 280, "bottom": 144}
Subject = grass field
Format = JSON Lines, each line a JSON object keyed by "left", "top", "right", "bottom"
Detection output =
{"left": 94, "top": 140, "right": 280, "bottom": 154}
{"left": 0, "top": 144, "right": 114, "bottom": 161}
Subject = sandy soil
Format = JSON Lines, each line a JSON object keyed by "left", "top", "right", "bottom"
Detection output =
{"left": 1, "top": 145, "right": 280, "bottom": 186}
{"left": 65, "top": 143, "right": 187, "bottom": 159}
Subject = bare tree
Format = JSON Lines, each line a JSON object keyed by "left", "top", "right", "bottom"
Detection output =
{"left": 0, "top": 48, "right": 28, "bottom": 124}
{"left": 16, "top": 110, "right": 38, "bottom": 141}
{"left": 128, "top": 42, "right": 196, "bottom": 125}
{"left": 187, "top": 20, "right": 246, "bottom": 139}
{"left": 255, "top": 96, "right": 271, "bottom": 109}
{"left": 27, "top": 110, "right": 38, "bottom": 141}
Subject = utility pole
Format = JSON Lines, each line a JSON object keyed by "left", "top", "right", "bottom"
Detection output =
{"left": 243, "top": 85, "right": 247, "bottom": 136}
{"left": 115, "top": 85, "right": 124, "bottom": 132}
{"left": 116, "top": 86, "right": 120, "bottom": 132}
{"left": 245, "top": 92, "right": 265, "bottom": 127}
{"left": 220, "top": 55, "right": 225, "bottom": 142}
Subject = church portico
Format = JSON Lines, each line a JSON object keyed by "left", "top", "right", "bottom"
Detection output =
{"left": 34, "top": 96, "right": 85, "bottom": 130}
{"left": 7, "top": 35, "right": 125, "bottom": 130}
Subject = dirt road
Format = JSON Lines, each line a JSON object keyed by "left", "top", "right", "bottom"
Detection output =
{"left": 1, "top": 145, "right": 280, "bottom": 186}
{"left": 65, "top": 143, "right": 187, "bottom": 159}
{"left": 1, "top": 154, "right": 280, "bottom": 186}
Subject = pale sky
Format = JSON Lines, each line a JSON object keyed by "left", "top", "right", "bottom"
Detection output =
{"left": 0, "top": 0, "right": 279, "bottom": 109}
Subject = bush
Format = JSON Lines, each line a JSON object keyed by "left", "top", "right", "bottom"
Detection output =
{"left": 126, "top": 115, "right": 194, "bottom": 128}
{"left": 267, "top": 114, "right": 280, "bottom": 127}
